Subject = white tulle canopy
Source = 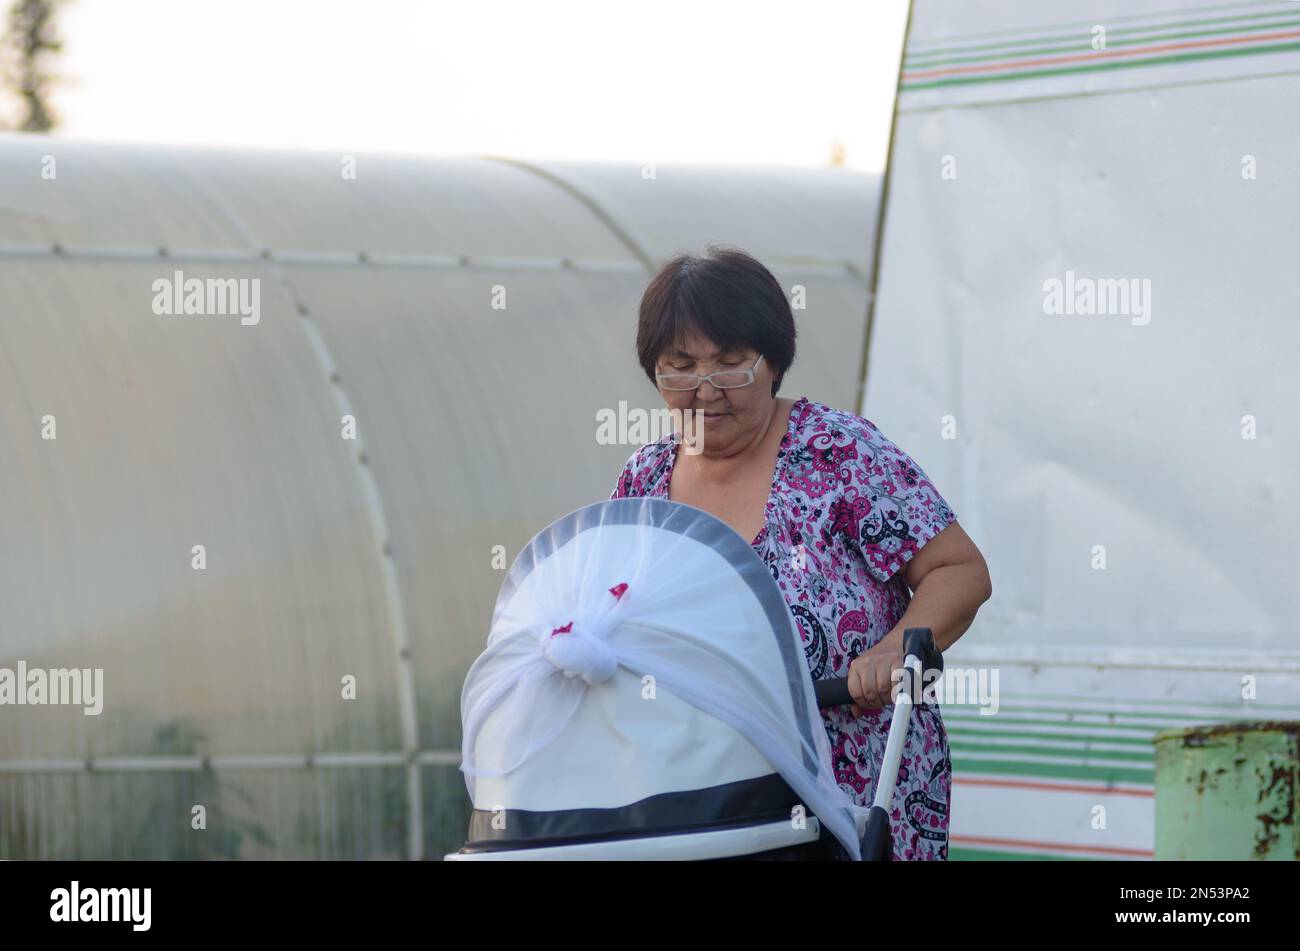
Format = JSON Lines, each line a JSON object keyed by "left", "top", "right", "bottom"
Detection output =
{"left": 459, "top": 497, "right": 868, "bottom": 859}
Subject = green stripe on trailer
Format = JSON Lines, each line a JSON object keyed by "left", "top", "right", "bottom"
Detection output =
{"left": 947, "top": 728, "right": 1156, "bottom": 748}
{"left": 951, "top": 740, "right": 1155, "bottom": 763}
{"left": 951, "top": 759, "right": 1155, "bottom": 785}
{"left": 950, "top": 846, "right": 1097, "bottom": 861}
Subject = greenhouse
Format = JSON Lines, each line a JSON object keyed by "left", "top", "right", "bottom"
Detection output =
{"left": 0, "top": 135, "right": 879, "bottom": 859}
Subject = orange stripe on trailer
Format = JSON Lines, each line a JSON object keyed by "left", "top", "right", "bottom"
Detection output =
{"left": 952, "top": 834, "right": 1154, "bottom": 858}
{"left": 903, "top": 27, "right": 1300, "bottom": 80}
{"left": 954, "top": 776, "right": 1154, "bottom": 797}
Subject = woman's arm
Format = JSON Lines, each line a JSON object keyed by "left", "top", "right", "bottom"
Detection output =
{"left": 896, "top": 519, "right": 991, "bottom": 652}
{"left": 848, "top": 521, "right": 991, "bottom": 711}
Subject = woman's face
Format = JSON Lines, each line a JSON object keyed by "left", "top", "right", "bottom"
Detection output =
{"left": 655, "top": 330, "right": 777, "bottom": 458}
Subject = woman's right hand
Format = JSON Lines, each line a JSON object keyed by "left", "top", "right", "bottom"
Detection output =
{"left": 846, "top": 645, "right": 904, "bottom": 717}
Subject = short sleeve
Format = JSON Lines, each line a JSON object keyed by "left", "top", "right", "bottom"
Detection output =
{"left": 837, "top": 417, "right": 957, "bottom": 584}
{"left": 610, "top": 437, "right": 677, "bottom": 500}
{"left": 610, "top": 442, "right": 652, "bottom": 500}
{"left": 610, "top": 453, "right": 636, "bottom": 500}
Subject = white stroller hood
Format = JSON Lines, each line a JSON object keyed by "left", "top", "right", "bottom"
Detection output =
{"left": 458, "top": 497, "right": 869, "bottom": 859}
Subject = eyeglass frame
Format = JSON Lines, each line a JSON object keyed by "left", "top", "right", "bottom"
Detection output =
{"left": 655, "top": 353, "right": 765, "bottom": 391}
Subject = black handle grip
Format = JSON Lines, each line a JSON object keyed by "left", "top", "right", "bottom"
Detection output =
{"left": 813, "top": 628, "right": 943, "bottom": 708}
{"left": 814, "top": 677, "right": 854, "bottom": 708}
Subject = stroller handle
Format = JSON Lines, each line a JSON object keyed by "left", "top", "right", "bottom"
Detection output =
{"left": 813, "top": 676, "right": 855, "bottom": 708}
{"left": 813, "top": 628, "right": 944, "bottom": 708}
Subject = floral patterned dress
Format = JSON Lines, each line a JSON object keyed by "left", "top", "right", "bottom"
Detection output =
{"left": 610, "top": 395, "right": 957, "bottom": 860}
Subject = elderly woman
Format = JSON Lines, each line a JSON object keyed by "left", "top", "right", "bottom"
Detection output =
{"left": 611, "top": 246, "right": 992, "bottom": 860}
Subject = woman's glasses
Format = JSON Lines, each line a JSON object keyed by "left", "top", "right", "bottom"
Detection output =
{"left": 656, "top": 354, "right": 764, "bottom": 391}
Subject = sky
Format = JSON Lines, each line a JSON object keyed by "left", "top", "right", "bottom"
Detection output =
{"left": 48, "top": 0, "right": 909, "bottom": 171}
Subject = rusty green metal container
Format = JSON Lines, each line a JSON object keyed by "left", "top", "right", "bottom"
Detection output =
{"left": 1154, "top": 721, "right": 1299, "bottom": 860}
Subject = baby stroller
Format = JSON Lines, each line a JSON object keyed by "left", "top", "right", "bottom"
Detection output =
{"left": 446, "top": 497, "right": 942, "bottom": 861}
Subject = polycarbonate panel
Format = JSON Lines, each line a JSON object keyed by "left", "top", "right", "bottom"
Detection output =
{"left": 767, "top": 272, "right": 872, "bottom": 412}
{"left": 288, "top": 266, "right": 649, "bottom": 748}
{"left": 293, "top": 264, "right": 871, "bottom": 752}
{"left": 0, "top": 260, "right": 399, "bottom": 760}
{"left": 0, "top": 137, "right": 254, "bottom": 251}
{"left": 530, "top": 160, "right": 879, "bottom": 273}
{"left": 194, "top": 152, "right": 641, "bottom": 262}
{"left": 423, "top": 764, "right": 474, "bottom": 859}
{"left": 0, "top": 767, "right": 409, "bottom": 860}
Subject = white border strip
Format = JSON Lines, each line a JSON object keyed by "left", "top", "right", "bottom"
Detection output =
{"left": 444, "top": 818, "right": 821, "bottom": 862}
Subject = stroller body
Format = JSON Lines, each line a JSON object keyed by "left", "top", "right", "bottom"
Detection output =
{"left": 452, "top": 661, "right": 834, "bottom": 860}
{"left": 448, "top": 498, "right": 935, "bottom": 861}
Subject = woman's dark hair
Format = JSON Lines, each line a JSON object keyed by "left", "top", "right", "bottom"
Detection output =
{"left": 636, "top": 245, "right": 796, "bottom": 397}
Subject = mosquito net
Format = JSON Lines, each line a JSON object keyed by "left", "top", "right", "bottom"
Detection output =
{"left": 460, "top": 497, "right": 869, "bottom": 859}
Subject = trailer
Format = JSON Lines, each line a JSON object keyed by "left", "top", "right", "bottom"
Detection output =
{"left": 862, "top": 0, "right": 1300, "bottom": 859}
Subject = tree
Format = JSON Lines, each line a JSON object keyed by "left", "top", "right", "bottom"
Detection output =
{"left": 1, "top": 0, "right": 67, "bottom": 132}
